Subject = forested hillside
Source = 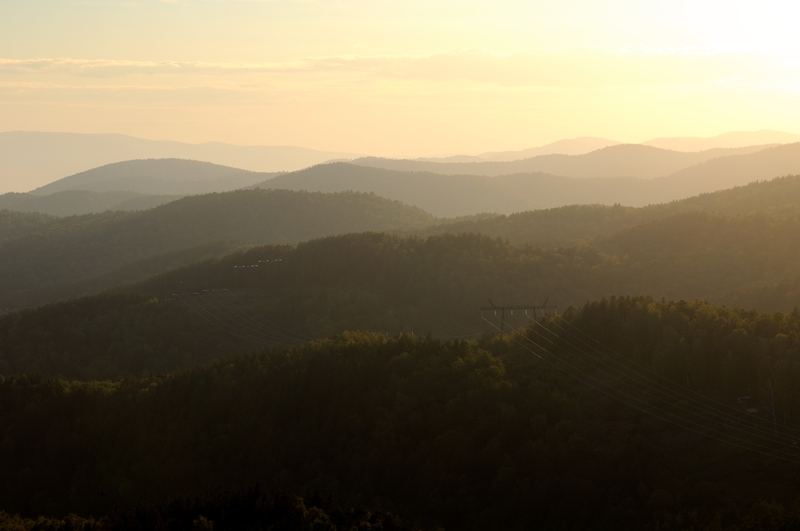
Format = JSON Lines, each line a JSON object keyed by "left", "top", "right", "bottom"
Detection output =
{"left": 5, "top": 203, "right": 800, "bottom": 381}
{"left": 658, "top": 142, "right": 800, "bottom": 197}
{"left": 263, "top": 162, "right": 657, "bottom": 216}
{"left": 0, "top": 190, "right": 434, "bottom": 309}
{"left": 0, "top": 210, "right": 57, "bottom": 243}
{"left": 419, "top": 174, "right": 800, "bottom": 245}
{"left": 0, "top": 293, "right": 240, "bottom": 380}
{"left": 5, "top": 150, "right": 800, "bottom": 531}
{"left": 0, "top": 190, "right": 180, "bottom": 216}
{"left": 262, "top": 158, "right": 800, "bottom": 215}
{"left": 3, "top": 300, "right": 800, "bottom": 530}
{"left": 138, "top": 215, "right": 800, "bottom": 332}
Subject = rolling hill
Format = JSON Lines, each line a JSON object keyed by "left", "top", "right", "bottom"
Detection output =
{"left": 0, "top": 210, "right": 58, "bottom": 243}
{"left": 31, "top": 158, "right": 275, "bottom": 196}
{"left": 652, "top": 142, "right": 800, "bottom": 196}
{"left": 3, "top": 171, "right": 800, "bottom": 389}
{"left": 0, "top": 190, "right": 181, "bottom": 216}
{"left": 18, "top": 140, "right": 799, "bottom": 217}
{"left": 5, "top": 174, "right": 800, "bottom": 381}
{"left": 417, "top": 174, "right": 800, "bottom": 245}
{"left": 0, "top": 189, "right": 435, "bottom": 309}
{"left": 352, "top": 143, "right": 776, "bottom": 179}
{"left": 261, "top": 162, "right": 544, "bottom": 217}
{"left": 261, "top": 162, "right": 666, "bottom": 217}
{"left": 7, "top": 198, "right": 800, "bottom": 382}
{"left": 423, "top": 130, "right": 800, "bottom": 162}
{"left": 258, "top": 144, "right": 800, "bottom": 215}
{"left": 643, "top": 129, "right": 800, "bottom": 151}
{"left": 420, "top": 136, "right": 621, "bottom": 162}
{"left": 0, "top": 131, "right": 359, "bottom": 193}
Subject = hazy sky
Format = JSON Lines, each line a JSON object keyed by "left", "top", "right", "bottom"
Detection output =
{"left": 2, "top": 0, "right": 800, "bottom": 156}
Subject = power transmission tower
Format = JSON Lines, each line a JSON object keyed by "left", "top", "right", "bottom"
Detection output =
{"left": 480, "top": 302, "right": 557, "bottom": 334}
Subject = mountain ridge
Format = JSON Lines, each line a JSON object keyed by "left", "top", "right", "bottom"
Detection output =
{"left": 352, "top": 143, "right": 777, "bottom": 179}
{"left": 31, "top": 158, "right": 276, "bottom": 196}
{"left": 257, "top": 143, "right": 800, "bottom": 216}
{"left": 0, "top": 131, "right": 359, "bottom": 193}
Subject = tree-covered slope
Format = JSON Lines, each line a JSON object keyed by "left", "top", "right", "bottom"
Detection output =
{"left": 6, "top": 206, "right": 800, "bottom": 381}
{"left": 417, "top": 174, "right": 800, "bottom": 245}
{"left": 0, "top": 189, "right": 435, "bottom": 308}
{"left": 4, "top": 301, "right": 800, "bottom": 529}
{"left": 0, "top": 210, "right": 58, "bottom": 243}
{"left": 0, "top": 293, "right": 239, "bottom": 381}
{"left": 0, "top": 190, "right": 181, "bottom": 216}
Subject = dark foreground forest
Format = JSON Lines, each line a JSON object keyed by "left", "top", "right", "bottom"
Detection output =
{"left": 4, "top": 298, "right": 800, "bottom": 530}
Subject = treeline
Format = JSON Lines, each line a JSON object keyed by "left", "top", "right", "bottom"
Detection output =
{"left": 4, "top": 299, "right": 800, "bottom": 529}
{"left": 0, "top": 487, "right": 422, "bottom": 531}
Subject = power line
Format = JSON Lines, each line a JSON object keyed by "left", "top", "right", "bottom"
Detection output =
{"left": 507, "top": 313, "right": 800, "bottom": 450}
{"left": 482, "top": 315, "right": 800, "bottom": 463}
{"left": 549, "top": 319, "right": 798, "bottom": 446}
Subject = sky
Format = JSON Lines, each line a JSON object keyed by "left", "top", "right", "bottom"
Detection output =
{"left": 2, "top": 0, "right": 800, "bottom": 157}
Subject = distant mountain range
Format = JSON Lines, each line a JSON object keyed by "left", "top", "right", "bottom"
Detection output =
{"left": 0, "top": 131, "right": 359, "bottom": 193}
{"left": 421, "top": 137, "right": 621, "bottom": 162}
{"left": 421, "top": 130, "right": 800, "bottom": 162}
{"left": 3, "top": 130, "right": 799, "bottom": 195}
{"left": 353, "top": 144, "right": 778, "bottom": 179}
{"left": 642, "top": 130, "right": 800, "bottom": 152}
{"left": 258, "top": 143, "right": 800, "bottom": 216}
{"left": 3, "top": 142, "right": 800, "bottom": 218}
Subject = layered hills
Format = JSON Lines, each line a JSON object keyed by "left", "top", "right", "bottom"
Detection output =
{"left": 31, "top": 158, "right": 274, "bottom": 196}
{"left": 5, "top": 176, "right": 800, "bottom": 381}
{"left": 0, "top": 190, "right": 180, "bottom": 216}
{"left": 352, "top": 143, "right": 778, "bottom": 178}
{"left": 417, "top": 174, "right": 800, "bottom": 244}
{"left": 0, "top": 131, "right": 358, "bottom": 193}
{"left": 6, "top": 131, "right": 800, "bottom": 531}
{"left": 259, "top": 143, "right": 800, "bottom": 216}
{"left": 0, "top": 189, "right": 433, "bottom": 309}
{"left": 643, "top": 129, "right": 800, "bottom": 151}
{"left": 6, "top": 141, "right": 799, "bottom": 219}
{"left": 407, "top": 130, "right": 800, "bottom": 162}
{"left": 5, "top": 173, "right": 800, "bottom": 315}
{"left": 421, "top": 136, "right": 621, "bottom": 162}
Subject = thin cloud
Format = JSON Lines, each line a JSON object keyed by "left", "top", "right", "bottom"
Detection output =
{"left": 0, "top": 49, "right": 796, "bottom": 88}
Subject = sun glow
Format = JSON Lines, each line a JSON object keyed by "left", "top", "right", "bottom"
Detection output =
{"left": 0, "top": 0, "right": 798, "bottom": 155}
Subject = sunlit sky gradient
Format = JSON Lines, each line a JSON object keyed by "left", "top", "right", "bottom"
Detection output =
{"left": 2, "top": 0, "right": 800, "bottom": 156}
